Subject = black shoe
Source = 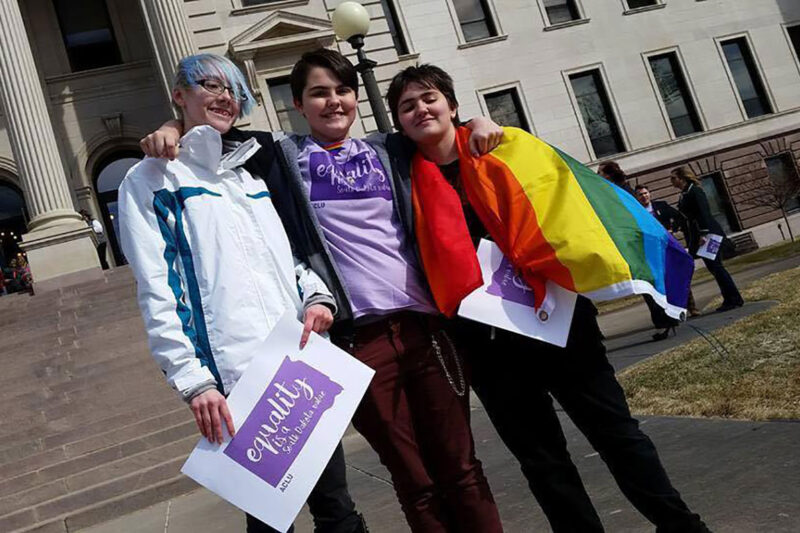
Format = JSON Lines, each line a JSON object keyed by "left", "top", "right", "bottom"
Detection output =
{"left": 652, "top": 326, "right": 677, "bottom": 341}
{"left": 715, "top": 302, "right": 739, "bottom": 313}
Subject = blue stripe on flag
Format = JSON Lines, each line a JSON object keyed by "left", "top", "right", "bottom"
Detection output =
{"left": 612, "top": 187, "right": 668, "bottom": 294}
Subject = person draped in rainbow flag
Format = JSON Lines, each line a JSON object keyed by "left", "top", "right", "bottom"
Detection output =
{"left": 385, "top": 64, "right": 710, "bottom": 533}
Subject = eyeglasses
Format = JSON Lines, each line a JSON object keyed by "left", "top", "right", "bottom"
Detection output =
{"left": 196, "top": 79, "right": 244, "bottom": 101}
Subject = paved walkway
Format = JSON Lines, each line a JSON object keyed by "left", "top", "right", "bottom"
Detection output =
{"left": 81, "top": 259, "right": 800, "bottom": 533}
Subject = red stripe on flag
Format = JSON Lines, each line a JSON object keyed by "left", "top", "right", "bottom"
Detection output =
{"left": 455, "top": 129, "right": 577, "bottom": 299}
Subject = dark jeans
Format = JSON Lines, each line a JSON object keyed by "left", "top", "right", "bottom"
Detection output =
{"left": 454, "top": 299, "right": 709, "bottom": 533}
{"left": 245, "top": 443, "right": 363, "bottom": 533}
{"left": 702, "top": 255, "right": 742, "bottom": 306}
{"left": 333, "top": 312, "right": 502, "bottom": 533}
{"left": 96, "top": 242, "right": 109, "bottom": 270}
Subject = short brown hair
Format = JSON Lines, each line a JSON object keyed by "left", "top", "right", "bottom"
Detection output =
{"left": 386, "top": 64, "right": 460, "bottom": 131}
{"left": 290, "top": 48, "right": 359, "bottom": 102}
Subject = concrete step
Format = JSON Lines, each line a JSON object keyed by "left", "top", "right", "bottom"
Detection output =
{"left": 12, "top": 475, "right": 198, "bottom": 533}
{"left": 0, "top": 351, "right": 154, "bottom": 404}
{"left": 0, "top": 418, "right": 196, "bottom": 491}
{"left": 0, "top": 338, "right": 151, "bottom": 397}
{"left": 0, "top": 457, "right": 192, "bottom": 532}
{"left": 0, "top": 398, "right": 188, "bottom": 465}
{"left": 0, "top": 408, "right": 190, "bottom": 482}
{"left": 0, "top": 266, "right": 203, "bottom": 533}
{"left": 0, "top": 379, "right": 179, "bottom": 441}
{"left": 4, "top": 359, "right": 165, "bottom": 416}
{"left": 0, "top": 397, "right": 184, "bottom": 463}
{"left": 0, "top": 430, "right": 197, "bottom": 514}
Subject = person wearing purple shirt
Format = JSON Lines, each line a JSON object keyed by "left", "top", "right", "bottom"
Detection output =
{"left": 296, "top": 136, "right": 436, "bottom": 319}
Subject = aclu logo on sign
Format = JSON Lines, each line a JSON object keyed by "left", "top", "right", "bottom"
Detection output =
{"left": 224, "top": 357, "right": 343, "bottom": 487}
{"left": 485, "top": 256, "right": 536, "bottom": 308}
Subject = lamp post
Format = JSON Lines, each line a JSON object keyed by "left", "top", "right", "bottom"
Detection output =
{"left": 332, "top": 1, "right": 393, "bottom": 133}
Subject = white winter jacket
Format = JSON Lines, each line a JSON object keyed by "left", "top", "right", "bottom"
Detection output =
{"left": 119, "top": 125, "right": 334, "bottom": 400}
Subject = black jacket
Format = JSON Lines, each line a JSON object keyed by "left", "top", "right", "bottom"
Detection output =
{"left": 649, "top": 200, "right": 686, "bottom": 234}
{"left": 223, "top": 127, "right": 421, "bottom": 327}
{"left": 223, "top": 128, "right": 351, "bottom": 318}
{"left": 677, "top": 183, "right": 725, "bottom": 255}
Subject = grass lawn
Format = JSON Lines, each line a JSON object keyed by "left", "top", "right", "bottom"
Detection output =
{"left": 618, "top": 266, "right": 800, "bottom": 420}
{"left": 693, "top": 238, "right": 800, "bottom": 283}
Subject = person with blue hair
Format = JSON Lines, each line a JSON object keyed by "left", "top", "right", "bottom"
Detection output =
{"left": 120, "top": 53, "right": 367, "bottom": 533}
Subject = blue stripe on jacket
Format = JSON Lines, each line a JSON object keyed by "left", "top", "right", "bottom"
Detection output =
{"left": 153, "top": 187, "right": 223, "bottom": 392}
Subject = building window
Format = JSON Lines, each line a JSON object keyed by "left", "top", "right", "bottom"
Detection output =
{"left": 627, "top": 0, "right": 658, "bottom": 8}
{"left": 484, "top": 88, "right": 530, "bottom": 132}
{"left": 569, "top": 70, "right": 625, "bottom": 158}
{"left": 788, "top": 25, "right": 800, "bottom": 60}
{"left": 720, "top": 37, "right": 772, "bottom": 119}
{"left": 52, "top": 0, "right": 121, "bottom": 72}
{"left": 268, "top": 78, "right": 310, "bottom": 135}
{"left": 648, "top": 52, "right": 702, "bottom": 137}
{"left": 242, "top": 0, "right": 282, "bottom": 5}
{"left": 700, "top": 172, "right": 739, "bottom": 234}
{"left": 765, "top": 153, "right": 800, "bottom": 213}
{"left": 453, "top": 0, "right": 498, "bottom": 42}
{"left": 0, "top": 182, "right": 27, "bottom": 272}
{"left": 95, "top": 153, "right": 142, "bottom": 266}
{"left": 381, "top": 0, "right": 410, "bottom": 55}
{"left": 543, "top": 0, "right": 581, "bottom": 25}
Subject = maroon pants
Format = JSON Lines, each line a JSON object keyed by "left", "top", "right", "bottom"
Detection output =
{"left": 334, "top": 312, "right": 502, "bottom": 533}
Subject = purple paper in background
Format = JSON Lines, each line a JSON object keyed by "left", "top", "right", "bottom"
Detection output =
{"left": 707, "top": 238, "right": 721, "bottom": 255}
{"left": 224, "top": 357, "right": 343, "bottom": 487}
{"left": 486, "top": 257, "right": 536, "bottom": 308}
{"left": 309, "top": 150, "right": 392, "bottom": 202}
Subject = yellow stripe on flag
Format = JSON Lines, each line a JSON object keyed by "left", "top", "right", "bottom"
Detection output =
{"left": 488, "top": 128, "right": 632, "bottom": 292}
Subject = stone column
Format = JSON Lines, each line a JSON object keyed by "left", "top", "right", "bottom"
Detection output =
{"left": 139, "top": 0, "right": 197, "bottom": 102}
{"left": 0, "top": 0, "right": 101, "bottom": 291}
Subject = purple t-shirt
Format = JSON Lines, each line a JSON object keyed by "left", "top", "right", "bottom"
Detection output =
{"left": 298, "top": 137, "right": 436, "bottom": 319}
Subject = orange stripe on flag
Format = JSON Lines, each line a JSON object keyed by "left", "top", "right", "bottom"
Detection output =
{"left": 455, "top": 129, "right": 577, "bottom": 294}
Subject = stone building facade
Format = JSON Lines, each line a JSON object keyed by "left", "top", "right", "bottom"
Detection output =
{"left": 0, "top": 0, "right": 799, "bottom": 289}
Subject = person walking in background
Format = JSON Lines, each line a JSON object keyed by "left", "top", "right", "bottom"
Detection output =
{"left": 633, "top": 184, "right": 701, "bottom": 318}
{"left": 80, "top": 209, "right": 109, "bottom": 270}
{"left": 670, "top": 167, "right": 744, "bottom": 313}
{"left": 598, "top": 160, "right": 635, "bottom": 195}
{"left": 634, "top": 184, "right": 688, "bottom": 339}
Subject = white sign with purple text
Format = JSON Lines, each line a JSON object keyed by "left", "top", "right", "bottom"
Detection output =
{"left": 458, "top": 240, "right": 578, "bottom": 348}
{"left": 181, "top": 312, "right": 374, "bottom": 533}
{"left": 696, "top": 233, "right": 724, "bottom": 261}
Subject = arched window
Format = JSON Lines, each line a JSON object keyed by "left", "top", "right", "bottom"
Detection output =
{"left": 0, "top": 181, "right": 27, "bottom": 270}
{"left": 94, "top": 152, "right": 141, "bottom": 265}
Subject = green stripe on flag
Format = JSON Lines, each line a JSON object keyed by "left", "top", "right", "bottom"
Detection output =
{"left": 553, "top": 147, "right": 655, "bottom": 284}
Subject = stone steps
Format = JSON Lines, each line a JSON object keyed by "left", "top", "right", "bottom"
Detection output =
{"left": 0, "top": 430, "right": 197, "bottom": 514}
{"left": 0, "top": 267, "right": 203, "bottom": 531}
{"left": 0, "top": 458, "right": 195, "bottom": 533}
{"left": 0, "top": 399, "right": 186, "bottom": 465}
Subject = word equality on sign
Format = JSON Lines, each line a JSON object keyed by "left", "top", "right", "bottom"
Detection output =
{"left": 182, "top": 312, "right": 374, "bottom": 532}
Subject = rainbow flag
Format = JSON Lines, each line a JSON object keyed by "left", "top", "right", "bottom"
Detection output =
{"left": 412, "top": 127, "right": 694, "bottom": 320}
